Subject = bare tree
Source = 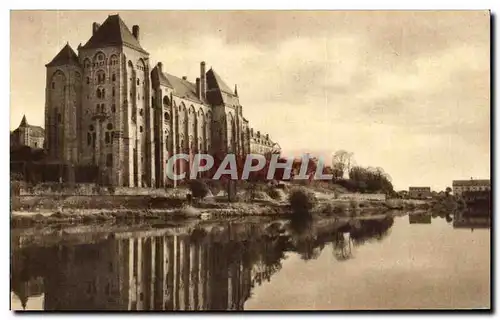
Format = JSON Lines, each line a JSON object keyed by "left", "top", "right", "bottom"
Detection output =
{"left": 332, "top": 150, "right": 354, "bottom": 179}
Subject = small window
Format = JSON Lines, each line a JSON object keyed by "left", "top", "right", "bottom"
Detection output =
{"left": 57, "top": 113, "right": 62, "bottom": 123}
{"left": 139, "top": 109, "right": 143, "bottom": 116}
{"left": 87, "top": 132, "right": 91, "bottom": 145}
{"left": 136, "top": 79, "right": 140, "bottom": 86}
{"left": 107, "top": 123, "right": 113, "bottom": 130}
{"left": 105, "top": 132, "right": 110, "bottom": 144}
{"left": 111, "top": 104, "right": 116, "bottom": 113}
{"left": 89, "top": 125, "right": 94, "bottom": 131}
{"left": 106, "top": 154, "right": 113, "bottom": 167}
{"left": 164, "top": 112, "right": 170, "bottom": 121}
{"left": 51, "top": 82, "right": 55, "bottom": 89}
{"left": 112, "top": 74, "right": 116, "bottom": 81}
{"left": 112, "top": 87, "right": 115, "bottom": 97}
{"left": 86, "top": 77, "right": 90, "bottom": 84}
{"left": 139, "top": 126, "right": 143, "bottom": 133}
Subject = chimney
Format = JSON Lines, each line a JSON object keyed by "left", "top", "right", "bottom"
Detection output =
{"left": 92, "top": 22, "right": 100, "bottom": 35}
{"left": 200, "top": 61, "right": 206, "bottom": 100}
{"left": 132, "top": 25, "right": 140, "bottom": 41}
{"left": 196, "top": 77, "right": 201, "bottom": 99}
{"left": 182, "top": 76, "right": 187, "bottom": 81}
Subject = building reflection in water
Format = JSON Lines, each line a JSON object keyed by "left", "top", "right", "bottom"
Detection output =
{"left": 453, "top": 209, "right": 491, "bottom": 230}
{"left": 12, "top": 216, "right": 397, "bottom": 311}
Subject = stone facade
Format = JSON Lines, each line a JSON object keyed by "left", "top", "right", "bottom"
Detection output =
{"left": 249, "top": 129, "right": 280, "bottom": 155}
{"left": 44, "top": 14, "right": 278, "bottom": 187}
{"left": 10, "top": 115, "right": 45, "bottom": 149}
{"left": 408, "top": 187, "right": 432, "bottom": 199}
{"left": 452, "top": 179, "right": 490, "bottom": 196}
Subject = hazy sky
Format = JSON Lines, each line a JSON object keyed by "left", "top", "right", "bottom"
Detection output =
{"left": 10, "top": 10, "right": 490, "bottom": 190}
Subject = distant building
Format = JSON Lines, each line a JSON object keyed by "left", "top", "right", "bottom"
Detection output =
{"left": 408, "top": 187, "right": 431, "bottom": 199}
{"left": 10, "top": 115, "right": 45, "bottom": 149}
{"left": 249, "top": 129, "right": 280, "bottom": 155}
{"left": 452, "top": 179, "right": 490, "bottom": 197}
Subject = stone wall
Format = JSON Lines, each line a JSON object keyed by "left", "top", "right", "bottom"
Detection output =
{"left": 337, "top": 193, "right": 387, "bottom": 201}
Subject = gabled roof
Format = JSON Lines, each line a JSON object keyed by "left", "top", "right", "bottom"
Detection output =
{"left": 45, "top": 43, "right": 80, "bottom": 67}
{"left": 206, "top": 68, "right": 234, "bottom": 95}
{"left": 82, "top": 14, "right": 148, "bottom": 54}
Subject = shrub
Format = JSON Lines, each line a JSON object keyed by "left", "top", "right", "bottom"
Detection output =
{"left": 288, "top": 188, "right": 317, "bottom": 215}
{"left": 189, "top": 180, "right": 210, "bottom": 199}
{"left": 267, "top": 187, "right": 282, "bottom": 200}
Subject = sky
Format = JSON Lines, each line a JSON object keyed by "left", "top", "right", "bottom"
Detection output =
{"left": 10, "top": 10, "right": 490, "bottom": 190}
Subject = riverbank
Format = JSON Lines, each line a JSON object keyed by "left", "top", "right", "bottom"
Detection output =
{"left": 11, "top": 191, "right": 430, "bottom": 229}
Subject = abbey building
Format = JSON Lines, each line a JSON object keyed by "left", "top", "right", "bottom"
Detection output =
{"left": 45, "top": 14, "right": 279, "bottom": 188}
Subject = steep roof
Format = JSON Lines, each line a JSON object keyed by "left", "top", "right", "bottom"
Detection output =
{"left": 206, "top": 68, "right": 234, "bottom": 95}
{"left": 45, "top": 43, "right": 80, "bottom": 67}
{"left": 19, "top": 115, "right": 27, "bottom": 127}
{"left": 82, "top": 14, "right": 148, "bottom": 54}
{"left": 13, "top": 115, "right": 44, "bottom": 138}
{"left": 164, "top": 73, "right": 207, "bottom": 104}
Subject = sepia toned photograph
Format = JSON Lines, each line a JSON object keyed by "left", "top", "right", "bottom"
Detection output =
{"left": 9, "top": 10, "right": 491, "bottom": 311}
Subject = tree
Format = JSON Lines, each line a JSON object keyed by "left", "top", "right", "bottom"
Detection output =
{"left": 288, "top": 188, "right": 317, "bottom": 215}
{"left": 332, "top": 150, "right": 354, "bottom": 179}
{"left": 445, "top": 187, "right": 452, "bottom": 197}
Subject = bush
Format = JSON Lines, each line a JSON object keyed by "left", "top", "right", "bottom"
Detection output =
{"left": 289, "top": 188, "right": 317, "bottom": 215}
{"left": 267, "top": 187, "right": 282, "bottom": 200}
{"left": 189, "top": 180, "right": 210, "bottom": 199}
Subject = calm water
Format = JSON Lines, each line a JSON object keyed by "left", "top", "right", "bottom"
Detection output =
{"left": 11, "top": 210, "right": 490, "bottom": 311}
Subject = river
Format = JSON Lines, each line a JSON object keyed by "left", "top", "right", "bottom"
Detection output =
{"left": 11, "top": 210, "right": 490, "bottom": 311}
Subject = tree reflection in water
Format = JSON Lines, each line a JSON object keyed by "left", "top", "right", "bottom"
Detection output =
{"left": 11, "top": 214, "right": 396, "bottom": 310}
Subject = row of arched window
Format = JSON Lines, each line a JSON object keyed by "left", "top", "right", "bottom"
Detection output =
{"left": 83, "top": 54, "right": 119, "bottom": 69}
{"left": 86, "top": 73, "right": 116, "bottom": 85}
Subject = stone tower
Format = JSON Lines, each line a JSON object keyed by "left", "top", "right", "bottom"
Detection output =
{"left": 45, "top": 43, "right": 82, "bottom": 163}
{"left": 77, "top": 14, "right": 154, "bottom": 187}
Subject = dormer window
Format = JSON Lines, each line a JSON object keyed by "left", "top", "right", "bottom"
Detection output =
{"left": 97, "top": 53, "right": 104, "bottom": 61}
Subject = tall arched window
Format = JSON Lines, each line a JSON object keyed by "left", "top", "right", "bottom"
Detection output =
{"left": 110, "top": 55, "right": 118, "bottom": 66}
{"left": 96, "top": 70, "right": 105, "bottom": 84}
